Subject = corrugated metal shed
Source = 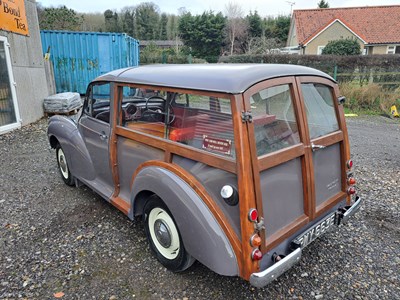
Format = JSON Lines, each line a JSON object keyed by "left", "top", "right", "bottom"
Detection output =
{"left": 40, "top": 30, "right": 139, "bottom": 94}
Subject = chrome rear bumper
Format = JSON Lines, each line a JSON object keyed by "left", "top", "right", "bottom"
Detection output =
{"left": 339, "top": 196, "right": 362, "bottom": 224}
{"left": 249, "top": 196, "right": 362, "bottom": 288}
{"left": 249, "top": 247, "right": 302, "bottom": 288}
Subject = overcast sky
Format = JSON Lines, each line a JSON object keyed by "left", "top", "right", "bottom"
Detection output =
{"left": 37, "top": 0, "right": 400, "bottom": 16}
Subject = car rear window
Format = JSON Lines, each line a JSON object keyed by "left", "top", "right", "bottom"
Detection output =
{"left": 251, "top": 84, "right": 301, "bottom": 156}
{"left": 301, "top": 83, "right": 339, "bottom": 139}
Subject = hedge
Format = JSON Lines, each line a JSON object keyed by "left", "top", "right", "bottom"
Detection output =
{"left": 218, "top": 54, "right": 400, "bottom": 86}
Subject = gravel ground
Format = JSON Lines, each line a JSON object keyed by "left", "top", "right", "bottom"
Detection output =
{"left": 0, "top": 115, "right": 399, "bottom": 300}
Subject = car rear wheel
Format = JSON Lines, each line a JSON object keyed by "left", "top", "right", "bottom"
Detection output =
{"left": 143, "top": 195, "right": 195, "bottom": 272}
{"left": 56, "top": 144, "right": 75, "bottom": 186}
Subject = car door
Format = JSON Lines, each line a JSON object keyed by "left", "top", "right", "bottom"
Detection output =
{"left": 78, "top": 82, "right": 114, "bottom": 199}
{"left": 296, "top": 77, "right": 348, "bottom": 219}
{"left": 243, "top": 77, "right": 309, "bottom": 250}
{"left": 243, "top": 76, "right": 348, "bottom": 251}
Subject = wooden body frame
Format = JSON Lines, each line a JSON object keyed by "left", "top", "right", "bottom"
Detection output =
{"left": 243, "top": 76, "right": 350, "bottom": 251}
{"left": 102, "top": 83, "right": 258, "bottom": 279}
{"left": 88, "top": 76, "right": 349, "bottom": 281}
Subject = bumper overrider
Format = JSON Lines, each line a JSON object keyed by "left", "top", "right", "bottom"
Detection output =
{"left": 249, "top": 196, "right": 362, "bottom": 288}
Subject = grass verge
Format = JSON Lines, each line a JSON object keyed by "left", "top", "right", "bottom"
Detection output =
{"left": 339, "top": 82, "right": 400, "bottom": 116}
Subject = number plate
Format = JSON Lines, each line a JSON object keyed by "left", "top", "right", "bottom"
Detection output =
{"left": 293, "top": 212, "right": 336, "bottom": 248}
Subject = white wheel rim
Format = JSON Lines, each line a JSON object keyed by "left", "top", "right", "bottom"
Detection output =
{"left": 57, "top": 148, "right": 69, "bottom": 179}
{"left": 148, "top": 207, "right": 180, "bottom": 260}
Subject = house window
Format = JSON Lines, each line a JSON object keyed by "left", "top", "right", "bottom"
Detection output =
{"left": 387, "top": 45, "right": 400, "bottom": 54}
{"left": 317, "top": 46, "right": 325, "bottom": 55}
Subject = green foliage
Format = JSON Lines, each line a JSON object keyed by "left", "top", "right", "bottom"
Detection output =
{"left": 317, "top": 0, "right": 330, "bottom": 8}
{"left": 322, "top": 39, "right": 361, "bottom": 56}
{"left": 140, "top": 43, "right": 206, "bottom": 64}
{"left": 81, "top": 13, "right": 105, "bottom": 31}
{"left": 38, "top": 3, "right": 294, "bottom": 61}
{"left": 178, "top": 11, "right": 226, "bottom": 61}
{"left": 135, "top": 2, "right": 161, "bottom": 40}
{"left": 263, "top": 15, "right": 291, "bottom": 46}
{"left": 106, "top": 4, "right": 180, "bottom": 41}
{"left": 140, "top": 42, "right": 163, "bottom": 63}
{"left": 159, "top": 13, "right": 168, "bottom": 40}
{"left": 104, "top": 9, "right": 120, "bottom": 32}
{"left": 218, "top": 53, "right": 400, "bottom": 76}
{"left": 167, "top": 15, "right": 179, "bottom": 40}
{"left": 220, "top": 53, "right": 400, "bottom": 114}
{"left": 273, "top": 15, "right": 291, "bottom": 44}
{"left": 246, "top": 11, "right": 263, "bottom": 38}
{"left": 121, "top": 7, "right": 135, "bottom": 37}
{"left": 39, "top": 5, "right": 83, "bottom": 30}
{"left": 340, "top": 82, "right": 400, "bottom": 114}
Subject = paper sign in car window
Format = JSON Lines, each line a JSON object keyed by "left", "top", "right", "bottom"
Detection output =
{"left": 202, "top": 135, "right": 232, "bottom": 155}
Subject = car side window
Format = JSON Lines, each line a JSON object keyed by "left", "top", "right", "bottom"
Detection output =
{"left": 84, "top": 82, "right": 111, "bottom": 123}
{"left": 118, "top": 85, "right": 235, "bottom": 158}
{"left": 170, "top": 94, "right": 234, "bottom": 157}
{"left": 119, "top": 86, "right": 169, "bottom": 138}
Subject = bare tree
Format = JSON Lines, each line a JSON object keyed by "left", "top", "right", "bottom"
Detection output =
{"left": 81, "top": 13, "right": 106, "bottom": 31}
{"left": 225, "top": 2, "right": 248, "bottom": 55}
{"left": 246, "top": 37, "right": 280, "bottom": 55}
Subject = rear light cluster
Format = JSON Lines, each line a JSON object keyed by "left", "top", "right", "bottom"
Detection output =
{"left": 347, "top": 187, "right": 356, "bottom": 195}
{"left": 251, "top": 249, "right": 263, "bottom": 261}
{"left": 347, "top": 159, "right": 353, "bottom": 169}
{"left": 250, "top": 234, "right": 262, "bottom": 247}
{"left": 249, "top": 209, "right": 263, "bottom": 261}
{"left": 248, "top": 209, "right": 258, "bottom": 222}
{"left": 347, "top": 178, "right": 356, "bottom": 185}
{"left": 346, "top": 159, "right": 357, "bottom": 195}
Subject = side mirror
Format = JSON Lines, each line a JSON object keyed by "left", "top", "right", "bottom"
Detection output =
{"left": 338, "top": 96, "right": 346, "bottom": 105}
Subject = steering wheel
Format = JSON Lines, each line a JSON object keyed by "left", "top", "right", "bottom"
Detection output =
{"left": 144, "top": 96, "right": 175, "bottom": 124}
{"left": 124, "top": 103, "right": 138, "bottom": 121}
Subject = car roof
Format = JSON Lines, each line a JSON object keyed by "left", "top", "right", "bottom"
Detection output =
{"left": 94, "top": 64, "right": 335, "bottom": 94}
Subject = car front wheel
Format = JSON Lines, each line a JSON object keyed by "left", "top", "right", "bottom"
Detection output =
{"left": 56, "top": 144, "right": 75, "bottom": 186}
{"left": 143, "top": 195, "right": 195, "bottom": 272}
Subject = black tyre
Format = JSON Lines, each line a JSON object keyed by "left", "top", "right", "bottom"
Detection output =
{"left": 56, "top": 144, "right": 75, "bottom": 186}
{"left": 143, "top": 195, "right": 195, "bottom": 272}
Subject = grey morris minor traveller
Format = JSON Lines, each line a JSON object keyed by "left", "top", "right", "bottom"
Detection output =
{"left": 47, "top": 64, "right": 361, "bottom": 287}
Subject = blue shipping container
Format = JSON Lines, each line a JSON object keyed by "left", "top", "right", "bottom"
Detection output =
{"left": 40, "top": 30, "right": 140, "bottom": 94}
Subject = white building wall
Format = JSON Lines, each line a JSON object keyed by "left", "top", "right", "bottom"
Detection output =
{"left": 0, "top": 0, "right": 49, "bottom": 127}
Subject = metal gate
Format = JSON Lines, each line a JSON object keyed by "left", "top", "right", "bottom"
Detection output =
{"left": 0, "top": 36, "right": 20, "bottom": 134}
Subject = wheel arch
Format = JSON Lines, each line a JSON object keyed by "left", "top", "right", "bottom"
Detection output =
{"left": 133, "top": 190, "right": 155, "bottom": 218}
{"left": 130, "top": 163, "right": 240, "bottom": 276}
{"left": 49, "top": 135, "right": 59, "bottom": 149}
{"left": 47, "top": 115, "right": 96, "bottom": 181}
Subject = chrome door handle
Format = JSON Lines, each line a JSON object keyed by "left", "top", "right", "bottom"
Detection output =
{"left": 311, "top": 143, "right": 325, "bottom": 151}
{"left": 99, "top": 132, "right": 108, "bottom": 140}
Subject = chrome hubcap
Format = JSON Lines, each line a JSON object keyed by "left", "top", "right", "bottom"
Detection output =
{"left": 154, "top": 219, "right": 172, "bottom": 248}
{"left": 59, "top": 156, "right": 67, "bottom": 173}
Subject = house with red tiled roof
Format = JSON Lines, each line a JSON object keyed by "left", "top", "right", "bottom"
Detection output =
{"left": 287, "top": 5, "right": 400, "bottom": 55}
